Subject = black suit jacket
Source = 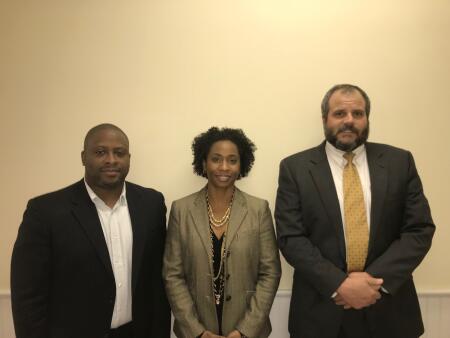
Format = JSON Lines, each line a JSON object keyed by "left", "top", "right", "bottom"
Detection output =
{"left": 11, "top": 180, "right": 171, "bottom": 338}
{"left": 275, "top": 142, "right": 435, "bottom": 338}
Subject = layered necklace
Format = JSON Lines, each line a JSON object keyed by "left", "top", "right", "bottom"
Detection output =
{"left": 206, "top": 188, "right": 235, "bottom": 305}
{"left": 206, "top": 190, "right": 234, "bottom": 228}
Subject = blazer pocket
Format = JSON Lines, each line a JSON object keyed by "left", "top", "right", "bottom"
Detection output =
{"left": 237, "top": 227, "right": 258, "bottom": 238}
{"left": 245, "top": 290, "right": 256, "bottom": 305}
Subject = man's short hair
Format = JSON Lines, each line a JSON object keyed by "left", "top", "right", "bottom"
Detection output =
{"left": 321, "top": 84, "right": 371, "bottom": 119}
{"left": 83, "top": 123, "right": 129, "bottom": 150}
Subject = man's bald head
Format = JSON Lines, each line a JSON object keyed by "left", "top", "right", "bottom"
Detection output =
{"left": 83, "top": 123, "right": 129, "bottom": 151}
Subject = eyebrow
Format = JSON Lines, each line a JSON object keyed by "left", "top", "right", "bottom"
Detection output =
{"left": 210, "top": 153, "right": 239, "bottom": 156}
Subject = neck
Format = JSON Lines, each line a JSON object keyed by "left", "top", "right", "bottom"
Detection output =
{"left": 88, "top": 181, "right": 123, "bottom": 208}
{"left": 206, "top": 184, "right": 235, "bottom": 206}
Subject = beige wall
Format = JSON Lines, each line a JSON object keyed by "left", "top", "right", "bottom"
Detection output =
{"left": 1, "top": 0, "right": 449, "bottom": 291}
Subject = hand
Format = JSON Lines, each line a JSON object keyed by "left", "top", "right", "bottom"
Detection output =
{"left": 201, "top": 331, "right": 225, "bottom": 338}
{"left": 226, "top": 330, "right": 242, "bottom": 338}
{"left": 349, "top": 272, "right": 384, "bottom": 290}
{"left": 335, "top": 272, "right": 383, "bottom": 310}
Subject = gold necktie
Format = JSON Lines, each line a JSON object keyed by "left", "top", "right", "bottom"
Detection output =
{"left": 343, "top": 152, "right": 369, "bottom": 272}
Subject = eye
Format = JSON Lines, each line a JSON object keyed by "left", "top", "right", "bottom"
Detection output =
{"left": 229, "top": 158, "right": 238, "bottom": 164}
{"left": 211, "top": 156, "right": 221, "bottom": 163}
{"left": 353, "top": 111, "right": 365, "bottom": 118}
{"left": 333, "top": 110, "right": 345, "bottom": 118}
{"left": 114, "top": 149, "right": 127, "bottom": 157}
{"left": 95, "top": 149, "right": 106, "bottom": 156}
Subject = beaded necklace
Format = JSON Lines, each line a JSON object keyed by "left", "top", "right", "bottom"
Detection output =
{"left": 206, "top": 189, "right": 234, "bottom": 305}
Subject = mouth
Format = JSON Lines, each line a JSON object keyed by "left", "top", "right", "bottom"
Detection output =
{"left": 215, "top": 174, "right": 232, "bottom": 182}
{"left": 337, "top": 127, "right": 359, "bottom": 138}
{"left": 101, "top": 168, "right": 120, "bottom": 177}
{"left": 339, "top": 130, "right": 356, "bottom": 135}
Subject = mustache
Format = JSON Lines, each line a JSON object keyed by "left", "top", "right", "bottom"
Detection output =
{"left": 338, "top": 125, "right": 359, "bottom": 133}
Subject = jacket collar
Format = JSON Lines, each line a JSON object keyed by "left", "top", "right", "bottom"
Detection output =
{"left": 70, "top": 179, "right": 147, "bottom": 292}
{"left": 188, "top": 186, "right": 248, "bottom": 275}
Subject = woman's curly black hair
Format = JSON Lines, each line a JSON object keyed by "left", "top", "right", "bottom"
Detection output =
{"left": 191, "top": 127, "right": 256, "bottom": 178}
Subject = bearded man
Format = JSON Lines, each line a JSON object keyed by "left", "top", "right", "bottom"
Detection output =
{"left": 275, "top": 84, "right": 435, "bottom": 338}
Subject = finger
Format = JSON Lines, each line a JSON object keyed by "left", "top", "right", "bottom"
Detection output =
{"left": 334, "top": 295, "right": 344, "bottom": 302}
{"left": 368, "top": 278, "right": 383, "bottom": 285}
{"left": 370, "top": 283, "right": 382, "bottom": 290}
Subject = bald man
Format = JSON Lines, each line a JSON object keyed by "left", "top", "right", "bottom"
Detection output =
{"left": 11, "top": 123, "right": 170, "bottom": 338}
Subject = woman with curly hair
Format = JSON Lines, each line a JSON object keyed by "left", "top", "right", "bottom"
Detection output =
{"left": 163, "top": 127, "right": 281, "bottom": 338}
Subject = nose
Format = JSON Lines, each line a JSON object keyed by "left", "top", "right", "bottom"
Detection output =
{"left": 219, "top": 160, "right": 229, "bottom": 170}
{"left": 105, "top": 151, "right": 117, "bottom": 163}
{"left": 343, "top": 112, "right": 354, "bottom": 124}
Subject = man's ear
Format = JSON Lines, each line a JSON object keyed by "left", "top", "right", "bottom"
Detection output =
{"left": 81, "top": 151, "right": 86, "bottom": 166}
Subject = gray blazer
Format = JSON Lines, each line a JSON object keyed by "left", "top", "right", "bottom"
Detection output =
{"left": 163, "top": 187, "right": 281, "bottom": 338}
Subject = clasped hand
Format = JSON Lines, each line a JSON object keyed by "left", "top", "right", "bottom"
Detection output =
{"left": 334, "top": 272, "right": 383, "bottom": 310}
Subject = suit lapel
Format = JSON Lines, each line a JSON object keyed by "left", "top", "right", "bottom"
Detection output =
{"left": 126, "top": 184, "right": 148, "bottom": 293}
{"left": 189, "top": 188, "right": 214, "bottom": 275}
{"left": 308, "top": 143, "right": 346, "bottom": 262}
{"left": 226, "top": 188, "right": 248, "bottom": 248}
{"left": 70, "top": 180, "right": 114, "bottom": 279}
{"left": 366, "top": 143, "right": 388, "bottom": 256}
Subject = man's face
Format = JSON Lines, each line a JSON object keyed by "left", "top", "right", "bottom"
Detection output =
{"left": 323, "top": 89, "right": 369, "bottom": 151}
{"left": 81, "top": 129, "right": 130, "bottom": 190}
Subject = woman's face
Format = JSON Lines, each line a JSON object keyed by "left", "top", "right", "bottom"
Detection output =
{"left": 203, "top": 140, "right": 241, "bottom": 189}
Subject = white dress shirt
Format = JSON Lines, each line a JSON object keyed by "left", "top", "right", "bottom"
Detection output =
{"left": 84, "top": 180, "right": 133, "bottom": 328}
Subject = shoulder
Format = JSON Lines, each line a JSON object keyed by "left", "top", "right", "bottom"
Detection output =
{"left": 23, "top": 181, "right": 84, "bottom": 219}
{"left": 171, "top": 190, "right": 203, "bottom": 210}
{"left": 366, "top": 142, "right": 410, "bottom": 154}
{"left": 280, "top": 144, "right": 323, "bottom": 165}
{"left": 126, "top": 181, "right": 164, "bottom": 202}
{"left": 28, "top": 180, "right": 82, "bottom": 207}
{"left": 366, "top": 142, "right": 413, "bottom": 162}
{"left": 236, "top": 189, "right": 269, "bottom": 211}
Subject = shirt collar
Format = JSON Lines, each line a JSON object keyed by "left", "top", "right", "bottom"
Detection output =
{"left": 84, "top": 179, "right": 127, "bottom": 209}
{"left": 325, "top": 141, "right": 366, "bottom": 168}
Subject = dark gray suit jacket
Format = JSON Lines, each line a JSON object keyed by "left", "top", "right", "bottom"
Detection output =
{"left": 11, "top": 179, "right": 171, "bottom": 338}
{"left": 275, "top": 142, "right": 435, "bottom": 338}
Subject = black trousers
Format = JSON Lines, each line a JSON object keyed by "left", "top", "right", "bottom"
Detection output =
{"left": 108, "top": 322, "right": 133, "bottom": 338}
{"left": 337, "top": 309, "right": 372, "bottom": 338}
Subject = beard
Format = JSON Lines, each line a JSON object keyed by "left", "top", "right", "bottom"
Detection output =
{"left": 324, "top": 121, "right": 370, "bottom": 151}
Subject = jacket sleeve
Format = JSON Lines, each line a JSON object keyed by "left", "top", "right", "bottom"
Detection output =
{"left": 162, "top": 201, "right": 205, "bottom": 338}
{"left": 365, "top": 151, "right": 435, "bottom": 294}
{"left": 11, "top": 199, "right": 50, "bottom": 338}
{"left": 275, "top": 159, "right": 347, "bottom": 298}
{"left": 147, "top": 192, "right": 172, "bottom": 337}
{"left": 235, "top": 201, "right": 281, "bottom": 338}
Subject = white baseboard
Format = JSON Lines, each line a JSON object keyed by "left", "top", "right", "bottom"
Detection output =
{"left": 1, "top": 290, "right": 450, "bottom": 338}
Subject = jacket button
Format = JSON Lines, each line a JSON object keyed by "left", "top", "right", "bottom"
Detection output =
{"left": 227, "top": 251, "right": 230, "bottom": 257}
{"left": 226, "top": 274, "right": 230, "bottom": 280}
{"left": 226, "top": 295, "right": 231, "bottom": 301}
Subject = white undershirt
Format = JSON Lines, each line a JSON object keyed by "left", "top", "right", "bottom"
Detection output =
{"left": 84, "top": 180, "right": 133, "bottom": 328}
{"left": 325, "top": 142, "right": 371, "bottom": 240}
